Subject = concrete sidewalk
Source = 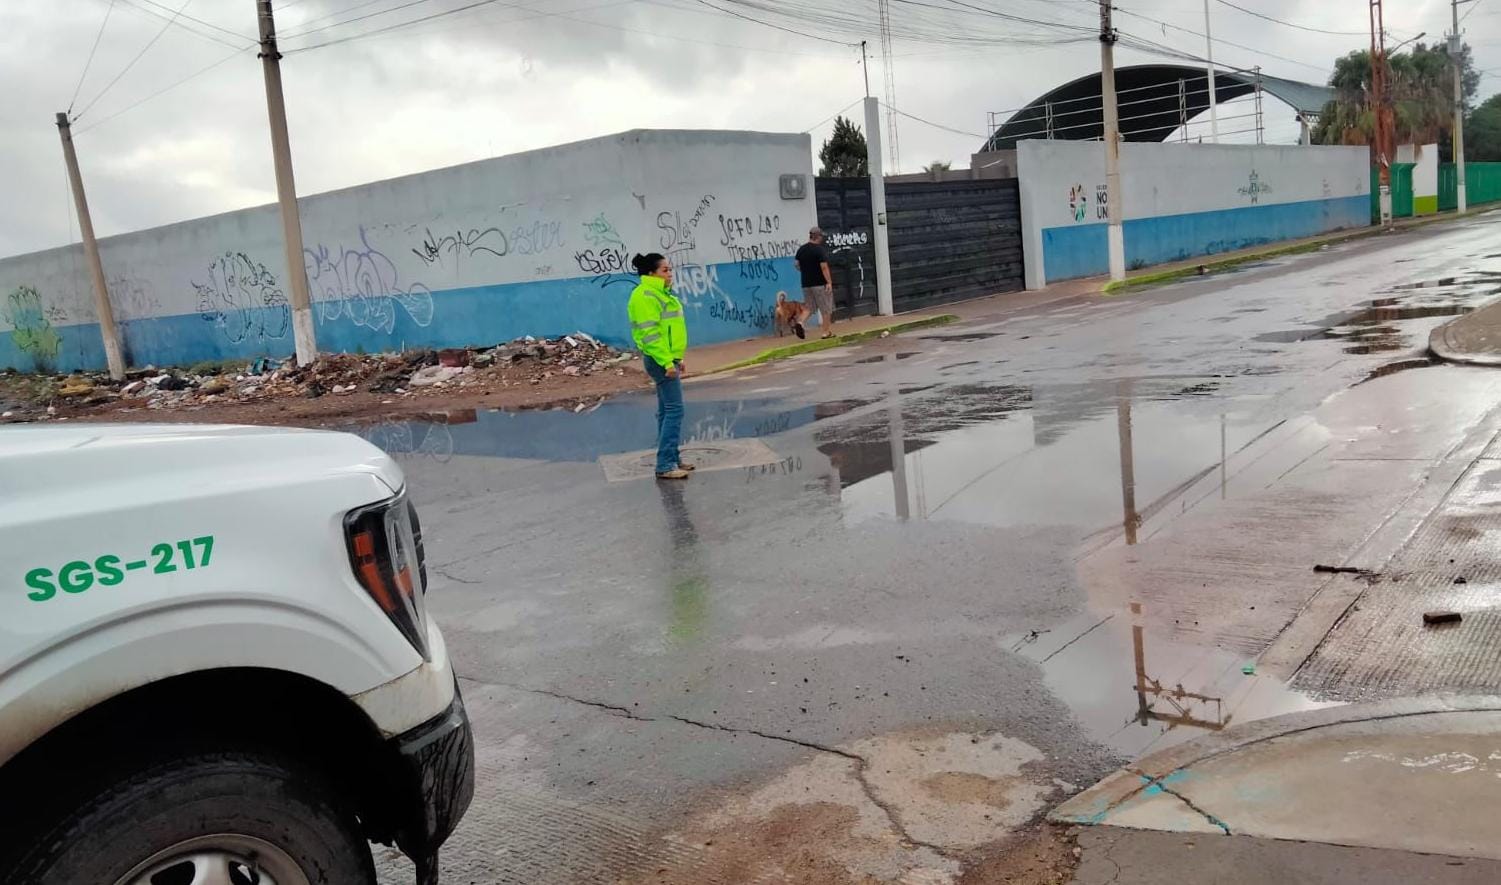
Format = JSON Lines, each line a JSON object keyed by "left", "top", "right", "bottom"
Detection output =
{"left": 1432, "top": 299, "right": 1501, "bottom": 366}
{"left": 1058, "top": 698, "right": 1501, "bottom": 883}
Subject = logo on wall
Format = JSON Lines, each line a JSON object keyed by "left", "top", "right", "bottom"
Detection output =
{"left": 1095, "top": 184, "right": 1109, "bottom": 220}
{"left": 1068, "top": 184, "right": 1088, "bottom": 222}
{"left": 1238, "top": 170, "right": 1272, "bottom": 204}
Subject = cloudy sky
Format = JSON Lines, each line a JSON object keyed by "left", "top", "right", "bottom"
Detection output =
{"left": 4, "top": 0, "right": 1498, "bottom": 257}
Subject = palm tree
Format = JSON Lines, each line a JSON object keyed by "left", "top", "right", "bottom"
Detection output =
{"left": 1312, "top": 42, "right": 1477, "bottom": 153}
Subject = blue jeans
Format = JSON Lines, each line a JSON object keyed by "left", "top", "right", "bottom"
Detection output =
{"left": 643, "top": 357, "right": 683, "bottom": 473}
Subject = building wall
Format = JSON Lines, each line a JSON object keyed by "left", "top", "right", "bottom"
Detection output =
{"left": 1016, "top": 141, "right": 1371, "bottom": 288}
{"left": 0, "top": 130, "right": 814, "bottom": 373}
{"left": 1398, "top": 143, "right": 1440, "bottom": 215}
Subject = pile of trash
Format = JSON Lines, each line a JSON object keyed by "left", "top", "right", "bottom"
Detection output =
{"left": 0, "top": 333, "right": 632, "bottom": 417}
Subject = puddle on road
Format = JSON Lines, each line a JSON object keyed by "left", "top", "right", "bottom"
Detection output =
{"left": 854, "top": 352, "right": 919, "bottom": 364}
{"left": 1253, "top": 282, "right": 1492, "bottom": 353}
{"left": 347, "top": 396, "right": 876, "bottom": 464}
{"left": 1002, "top": 605, "right": 1338, "bottom": 759}
{"left": 921, "top": 332, "right": 1002, "bottom": 342}
{"left": 814, "top": 379, "right": 1267, "bottom": 533}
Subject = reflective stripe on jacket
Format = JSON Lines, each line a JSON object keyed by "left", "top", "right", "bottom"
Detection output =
{"left": 627, "top": 275, "right": 687, "bottom": 369}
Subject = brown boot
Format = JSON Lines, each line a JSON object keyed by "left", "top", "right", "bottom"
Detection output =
{"left": 656, "top": 468, "right": 691, "bottom": 480}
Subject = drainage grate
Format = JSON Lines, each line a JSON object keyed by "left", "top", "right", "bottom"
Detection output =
{"left": 598, "top": 439, "right": 781, "bottom": 482}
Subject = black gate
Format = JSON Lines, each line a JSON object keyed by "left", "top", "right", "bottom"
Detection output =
{"left": 813, "top": 177, "right": 1024, "bottom": 317}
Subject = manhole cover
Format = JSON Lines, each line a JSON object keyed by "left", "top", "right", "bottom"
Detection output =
{"left": 599, "top": 438, "right": 780, "bottom": 482}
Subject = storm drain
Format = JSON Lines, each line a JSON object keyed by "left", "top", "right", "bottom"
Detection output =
{"left": 598, "top": 438, "right": 780, "bottom": 482}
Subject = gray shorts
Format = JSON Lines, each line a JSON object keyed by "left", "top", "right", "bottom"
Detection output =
{"left": 802, "top": 285, "right": 834, "bottom": 321}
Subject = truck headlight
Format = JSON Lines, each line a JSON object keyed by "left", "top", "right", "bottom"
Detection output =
{"left": 344, "top": 490, "right": 430, "bottom": 660}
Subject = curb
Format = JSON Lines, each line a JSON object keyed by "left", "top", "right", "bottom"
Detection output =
{"left": 1101, "top": 210, "right": 1482, "bottom": 296}
{"left": 702, "top": 314, "right": 959, "bottom": 375}
{"left": 1429, "top": 300, "right": 1501, "bottom": 367}
{"left": 1051, "top": 694, "right": 1501, "bottom": 826}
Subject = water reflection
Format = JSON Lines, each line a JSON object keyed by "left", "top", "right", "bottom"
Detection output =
{"left": 657, "top": 481, "right": 707, "bottom": 645}
{"left": 1006, "top": 604, "right": 1336, "bottom": 758}
{"left": 815, "top": 379, "right": 1252, "bottom": 538}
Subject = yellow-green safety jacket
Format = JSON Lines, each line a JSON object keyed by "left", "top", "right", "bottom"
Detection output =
{"left": 627, "top": 275, "right": 687, "bottom": 370}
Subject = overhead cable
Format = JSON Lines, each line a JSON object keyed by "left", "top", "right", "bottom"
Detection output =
{"left": 69, "top": 0, "right": 118, "bottom": 113}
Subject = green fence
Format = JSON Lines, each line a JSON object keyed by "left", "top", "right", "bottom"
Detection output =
{"left": 1370, "top": 164, "right": 1416, "bottom": 222}
{"left": 1439, "top": 162, "right": 1501, "bottom": 210}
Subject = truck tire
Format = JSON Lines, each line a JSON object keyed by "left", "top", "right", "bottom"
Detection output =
{"left": 9, "top": 749, "right": 375, "bottom": 885}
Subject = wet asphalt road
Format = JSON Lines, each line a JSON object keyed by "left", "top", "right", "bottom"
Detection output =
{"left": 371, "top": 212, "right": 1501, "bottom": 883}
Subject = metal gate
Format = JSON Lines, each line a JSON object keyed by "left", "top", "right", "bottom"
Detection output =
{"left": 814, "top": 177, "right": 1024, "bottom": 316}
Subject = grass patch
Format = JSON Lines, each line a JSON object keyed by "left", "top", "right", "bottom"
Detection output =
{"left": 1100, "top": 212, "right": 1468, "bottom": 295}
{"left": 709, "top": 314, "right": 958, "bottom": 374}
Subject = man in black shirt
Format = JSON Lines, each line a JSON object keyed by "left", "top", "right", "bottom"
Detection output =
{"left": 794, "top": 227, "right": 836, "bottom": 339}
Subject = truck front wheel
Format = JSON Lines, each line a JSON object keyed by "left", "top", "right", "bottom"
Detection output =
{"left": 11, "top": 749, "right": 375, "bottom": 885}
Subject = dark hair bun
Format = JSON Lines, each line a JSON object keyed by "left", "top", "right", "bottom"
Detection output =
{"left": 632, "top": 252, "right": 666, "bottom": 275}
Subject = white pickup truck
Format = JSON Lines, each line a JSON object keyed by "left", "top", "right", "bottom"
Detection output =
{"left": 0, "top": 424, "right": 473, "bottom": 885}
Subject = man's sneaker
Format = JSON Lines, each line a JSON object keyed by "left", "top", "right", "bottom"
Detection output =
{"left": 656, "top": 468, "right": 691, "bottom": 480}
{"left": 677, "top": 462, "right": 697, "bottom": 471}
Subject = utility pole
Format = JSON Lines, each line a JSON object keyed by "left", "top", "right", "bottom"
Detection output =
{"left": 256, "top": 0, "right": 317, "bottom": 365}
{"left": 1452, "top": 0, "right": 1470, "bottom": 214}
{"left": 861, "top": 40, "right": 870, "bottom": 98}
{"left": 1371, "top": 0, "right": 1394, "bottom": 228}
{"left": 1202, "top": 0, "right": 1220, "bottom": 142}
{"left": 56, "top": 112, "right": 125, "bottom": 381}
{"left": 865, "top": 96, "right": 895, "bottom": 316}
{"left": 1100, "top": 0, "right": 1126, "bottom": 282}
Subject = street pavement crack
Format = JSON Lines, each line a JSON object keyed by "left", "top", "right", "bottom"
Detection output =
{"left": 1157, "top": 785, "right": 1231, "bottom": 836}
{"left": 432, "top": 566, "right": 484, "bottom": 585}
{"left": 468, "top": 677, "right": 958, "bottom": 858}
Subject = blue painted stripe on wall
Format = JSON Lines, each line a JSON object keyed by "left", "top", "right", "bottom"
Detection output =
{"left": 1041, "top": 195, "right": 1371, "bottom": 283}
{"left": 0, "top": 259, "right": 798, "bottom": 374}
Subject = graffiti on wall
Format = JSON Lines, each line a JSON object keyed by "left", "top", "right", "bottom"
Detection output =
{"left": 194, "top": 253, "right": 290, "bottom": 345}
{"left": 307, "top": 228, "right": 434, "bottom": 334}
{"left": 411, "top": 217, "right": 566, "bottom": 268}
{"left": 583, "top": 213, "right": 627, "bottom": 252}
{"left": 717, "top": 211, "right": 800, "bottom": 264}
{"left": 4, "top": 284, "right": 62, "bottom": 369}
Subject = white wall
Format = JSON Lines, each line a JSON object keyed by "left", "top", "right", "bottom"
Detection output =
{"left": 1017, "top": 140, "right": 1371, "bottom": 288}
{"left": 0, "top": 130, "right": 815, "bottom": 372}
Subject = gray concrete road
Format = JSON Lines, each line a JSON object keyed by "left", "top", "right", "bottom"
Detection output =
{"left": 368, "top": 210, "right": 1501, "bottom": 883}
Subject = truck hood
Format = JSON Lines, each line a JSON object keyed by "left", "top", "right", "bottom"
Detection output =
{"left": 0, "top": 423, "right": 404, "bottom": 515}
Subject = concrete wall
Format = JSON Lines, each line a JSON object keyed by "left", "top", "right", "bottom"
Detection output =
{"left": 1399, "top": 143, "right": 1440, "bottom": 215}
{"left": 1016, "top": 141, "right": 1371, "bottom": 288}
{"left": 0, "top": 129, "right": 814, "bottom": 373}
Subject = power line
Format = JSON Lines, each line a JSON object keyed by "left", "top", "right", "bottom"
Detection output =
{"left": 69, "top": 0, "right": 118, "bottom": 114}
{"left": 1462, "top": 0, "right": 1488, "bottom": 25}
{"left": 131, "top": 0, "right": 258, "bottom": 43}
{"left": 802, "top": 98, "right": 864, "bottom": 133}
{"left": 75, "top": 46, "right": 249, "bottom": 135}
{"left": 692, "top": 0, "right": 856, "bottom": 45}
{"left": 285, "top": 0, "right": 527, "bottom": 51}
{"left": 1112, "top": 6, "right": 1330, "bottom": 76}
{"left": 884, "top": 102, "right": 986, "bottom": 139}
{"left": 279, "top": 0, "right": 394, "bottom": 35}
{"left": 282, "top": 0, "right": 440, "bottom": 40}
{"left": 76, "top": 0, "right": 206, "bottom": 119}
{"left": 118, "top": 0, "right": 255, "bottom": 47}
{"left": 1213, "top": 0, "right": 1367, "bottom": 37}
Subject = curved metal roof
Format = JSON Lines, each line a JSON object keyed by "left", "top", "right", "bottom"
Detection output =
{"left": 983, "top": 64, "right": 1333, "bottom": 151}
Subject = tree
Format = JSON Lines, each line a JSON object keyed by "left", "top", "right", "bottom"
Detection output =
{"left": 818, "top": 116, "right": 868, "bottom": 177}
{"left": 1468, "top": 93, "right": 1501, "bottom": 161}
{"left": 1311, "top": 42, "right": 1479, "bottom": 159}
{"left": 923, "top": 160, "right": 952, "bottom": 173}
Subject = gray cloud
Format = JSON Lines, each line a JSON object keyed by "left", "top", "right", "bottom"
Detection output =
{"left": 2, "top": 0, "right": 1495, "bottom": 258}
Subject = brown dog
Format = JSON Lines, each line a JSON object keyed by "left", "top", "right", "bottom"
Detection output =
{"left": 773, "top": 291, "right": 806, "bottom": 338}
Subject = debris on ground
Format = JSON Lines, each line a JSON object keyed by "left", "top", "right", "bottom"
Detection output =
{"left": 0, "top": 333, "right": 636, "bottom": 423}
{"left": 1423, "top": 611, "right": 1463, "bottom": 626}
